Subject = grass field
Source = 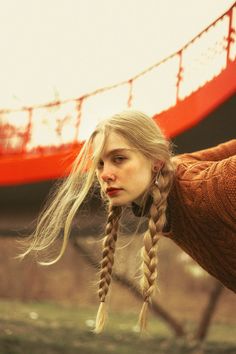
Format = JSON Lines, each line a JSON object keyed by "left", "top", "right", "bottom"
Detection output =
{"left": 0, "top": 300, "right": 235, "bottom": 354}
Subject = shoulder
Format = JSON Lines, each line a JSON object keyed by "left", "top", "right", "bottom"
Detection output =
{"left": 172, "top": 153, "right": 236, "bottom": 182}
{"left": 170, "top": 155, "right": 236, "bottom": 222}
{"left": 171, "top": 157, "right": 213, "bottom": 183}
{"left": 172, "top": 140, "right": 236, "bottom": 164}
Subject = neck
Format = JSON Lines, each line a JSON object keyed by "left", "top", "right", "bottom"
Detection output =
{"left": 131, "top": 194, "right": 153, "bottom": 217}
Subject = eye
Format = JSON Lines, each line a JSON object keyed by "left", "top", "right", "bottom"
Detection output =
{"left": 97, "top": 160, "right": 104, "bottom": 170}
{"left": 113, "top": 155, "right": 126, "bottom": 164}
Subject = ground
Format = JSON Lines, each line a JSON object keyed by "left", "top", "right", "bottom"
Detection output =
{"left": 0, "top": 300, "right": 235, "bottom": 354}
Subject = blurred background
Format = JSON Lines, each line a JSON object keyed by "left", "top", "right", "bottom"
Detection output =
{"left": 0, "top": 1, "right": 235, "bottom": 353}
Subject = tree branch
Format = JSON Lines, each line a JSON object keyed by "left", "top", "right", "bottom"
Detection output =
{"left": 194, "top": 279, "right": 224, "bottom": 341}
{"left": 72, "top": 237, "right": 186, "bottom": 337}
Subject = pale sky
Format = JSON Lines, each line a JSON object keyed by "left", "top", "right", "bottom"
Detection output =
{"left": 0, "top": 0, "right": 235, "bottom": 110}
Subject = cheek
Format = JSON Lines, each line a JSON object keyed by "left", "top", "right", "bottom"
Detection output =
{"left": 95, "top": 172, "right": 102, "bottom": 185}
{"left": 127, "top": 163, "right": 152, "bottom": 185}
{"left": 140, "top": 163, "right": 152, "bottom": 185}
{"left": 137, "top": 171, "right": 152, "bottom": 187}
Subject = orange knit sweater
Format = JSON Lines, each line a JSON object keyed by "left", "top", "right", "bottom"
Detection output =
{"left": 165, "top": 140, "right": 236, "bottom": 292}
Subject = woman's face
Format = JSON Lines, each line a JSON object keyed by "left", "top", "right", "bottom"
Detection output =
{"left": 95, "top": 131, "right": 153, "bottom": 206}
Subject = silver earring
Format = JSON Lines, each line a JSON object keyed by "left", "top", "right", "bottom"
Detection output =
{"left": 154, "top": 170, "right": 161, "bottom": 187}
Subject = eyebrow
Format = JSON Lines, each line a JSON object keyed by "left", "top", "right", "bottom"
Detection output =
{"left": 103, "top": 148, "right": 133, "bottom": 159}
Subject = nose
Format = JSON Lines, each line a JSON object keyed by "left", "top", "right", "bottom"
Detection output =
{"left": 100, "top": 167, "right": 116, "bottom": 182}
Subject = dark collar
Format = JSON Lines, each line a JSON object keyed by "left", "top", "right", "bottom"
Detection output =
{"left": 131, "top": 195, "right": 171, "bottom": 233}
{"left": 131, "top": 195, "right": 153, "bottom": 217}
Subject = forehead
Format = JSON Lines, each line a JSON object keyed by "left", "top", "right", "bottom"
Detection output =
{"left": 94, "top": 131, "right": 133, "bottom": 157}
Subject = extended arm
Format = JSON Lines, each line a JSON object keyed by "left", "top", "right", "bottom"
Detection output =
{"left": 177, "top": 139, "right": 236, "bottom": 162}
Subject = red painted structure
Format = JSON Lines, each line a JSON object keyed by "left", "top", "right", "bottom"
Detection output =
{"left": 0, "top": 4, "right": 235, "bottom": 185}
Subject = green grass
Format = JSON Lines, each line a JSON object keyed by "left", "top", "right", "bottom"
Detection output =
{"left": 0, "top": 300, "right": 235, "bottom": 354}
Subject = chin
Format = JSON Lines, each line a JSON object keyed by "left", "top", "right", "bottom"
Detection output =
{"left": 110, "top": 201, "right": 124, "bottom": 206}
{"left": 110, "top": 198, "right": 129, "bottom": 207}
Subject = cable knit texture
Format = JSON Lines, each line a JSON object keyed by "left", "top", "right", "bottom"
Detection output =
{"left": 165, "top": 140, "right": 236, "bottom": 292}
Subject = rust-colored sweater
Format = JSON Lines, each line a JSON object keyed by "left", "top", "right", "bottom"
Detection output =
{"left": 165, "top": 140, "right": 236, "bottom": 292}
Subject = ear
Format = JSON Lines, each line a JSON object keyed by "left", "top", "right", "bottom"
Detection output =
{"left": 152, "top": 160, "right": 164, "bottom": 172}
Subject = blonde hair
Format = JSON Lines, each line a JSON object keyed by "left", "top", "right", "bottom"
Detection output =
{"left": 20, "top": 110, "right": 175, "bottom": 332}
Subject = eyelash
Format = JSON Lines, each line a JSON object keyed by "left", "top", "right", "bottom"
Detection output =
{"left": 113, "top": 156, "right": 126, "bottom": 163}
{"left": 97, "top": 161, "right": 104, "bottom": 170}
{"left": 97, "top": 156, "right": 126, "bottom": 169}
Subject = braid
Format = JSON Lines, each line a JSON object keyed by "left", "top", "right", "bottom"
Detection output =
{"left": 139, "top": 165, "right": 173, "bottom": 331}
{"left": 94, "top": 205, "right": 122, "bottom": 333}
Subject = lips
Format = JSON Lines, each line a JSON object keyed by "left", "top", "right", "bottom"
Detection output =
{"left": 106, "top": 187, "right": 120, "bottom": 192}
{"left": 106, "top": 188, "right": 123, "bottom": 196}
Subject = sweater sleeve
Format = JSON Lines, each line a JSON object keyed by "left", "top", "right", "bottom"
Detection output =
{"left": 178, "top": 139, "right": 236, "bottom": 162}
{"left": 165, "top": 153, "right": 236, "bottom": 292}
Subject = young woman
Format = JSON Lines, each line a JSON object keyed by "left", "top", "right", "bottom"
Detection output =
{"left": 20, "top": 110, "right": 236, "bottom": 333}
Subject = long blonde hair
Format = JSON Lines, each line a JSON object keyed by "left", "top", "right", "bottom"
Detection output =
{"left": 20, "top": 110, "right": 175, "bottom": 332}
